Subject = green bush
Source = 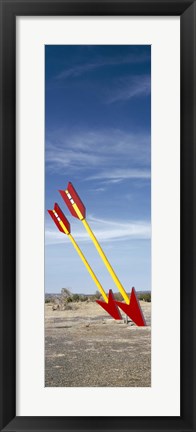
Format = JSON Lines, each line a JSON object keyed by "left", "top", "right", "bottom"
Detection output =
{"left": 72, "top": 294, "right": 80, "bottom": 302}
{"left": 65, "top": 293, "right": 89, "bottom": 302}
{"left": 138, "top": 293, "right": 151, "bottom": 302}
{"left": 113, "top": 292, "right": 123, "bottom": 301}
{"left": 45, "top": 298, "right": 51, "bottom": 304}
{"left": 80, "top": 295, "right": 88, "bottom": 302}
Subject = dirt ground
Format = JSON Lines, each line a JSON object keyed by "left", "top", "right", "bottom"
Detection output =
{"left": 45, "top": 301, "right": 151, "bottom": 387}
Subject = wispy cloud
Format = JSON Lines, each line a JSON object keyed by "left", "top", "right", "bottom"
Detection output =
{"left": 56, "top": 52, "right": 150, "bottom": 80}
{"left": 45, "top": 216, "right": 151, "bottom": 246}
{"left": 86, "top": 168, "right": 150, "bottom": 183}
{"left": 106, "top": 75, "right": 151, "bottom": 103}
{"left": 46, "top": 128, "right": 150, "bottom": 180}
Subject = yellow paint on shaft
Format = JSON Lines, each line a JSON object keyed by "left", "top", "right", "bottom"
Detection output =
{"left": 82, "top": 219, "right": 130, "bottom": 304}
{"left": 72, "top": 202, "right": 84, "bottom": 220}
{"left": 53, "top": 208, "right": 108, "bottom": 303}
{"left": 64, "top": 188, "right": 129, "bottom": 303}
{"left": 65, "top": 190, "right": 84, "bottom": 221}
{"left": 59, "top": 220, "right": 69, "bottom": 234}
{"left": 52, "top": 210, "right": 69, "bottom": 234}
{"left": 68, "top": 234, "right": 108, "bottom": 303}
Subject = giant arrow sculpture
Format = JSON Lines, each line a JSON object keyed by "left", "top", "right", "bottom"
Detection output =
{"left": 48, "top": 203, "right": 122, "bottom": 320}
{"left": 59, "top": 182, "right": 130, "bottom": 303}
{"left": 59, "top": 182, "right": 146, "bottom": 326}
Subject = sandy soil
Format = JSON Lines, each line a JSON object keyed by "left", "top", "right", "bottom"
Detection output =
{"left": 45, "top": 301, "right": 151, "bottom": 387}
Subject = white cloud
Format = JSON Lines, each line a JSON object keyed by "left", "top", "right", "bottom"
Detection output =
{"left": 45, "top": 216, "right": 151, "bottom": 245}
{"left": 46, "top": 128, "right": 150, "bottom": 178}
{"left": 56, "top": 52, "right": 150, "bottom": 80}
{"left": 87, "top": 168, "right": 150, "bottom": 182}
{"left": 106, "top": 75, "right": 151, "bottom": 103}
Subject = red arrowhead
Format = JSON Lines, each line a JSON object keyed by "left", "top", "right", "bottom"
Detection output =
{"left": 96, "top": 289, "right": 122, "bottom": 320}
{"left": 116, "top": 287, "right": 146, "bottom": 326}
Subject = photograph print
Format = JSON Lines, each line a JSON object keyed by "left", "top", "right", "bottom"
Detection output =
{"left": 45, "top": 45, "right": 151, "bottom": 387}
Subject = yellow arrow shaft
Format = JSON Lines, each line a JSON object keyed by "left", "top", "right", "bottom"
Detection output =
{"left": 82, "top": 219, "right": 130, "bottom": 304}
{"left": 53, "top": 209, "right": 108, "bottom": 302}
{"left": 68, "top": 234, "right": 108, "bottom": 303}
{"left": 64, "top": 189, "right": 129, "bottom": 303}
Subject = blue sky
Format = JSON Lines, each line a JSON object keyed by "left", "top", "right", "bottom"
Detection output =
{"left": 45, "top": 45, "right": 151, "bottom": 295}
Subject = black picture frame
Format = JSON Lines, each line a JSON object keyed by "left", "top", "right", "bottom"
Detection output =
{"left": 0, "top": 1, "right": 195, "bottom": 431}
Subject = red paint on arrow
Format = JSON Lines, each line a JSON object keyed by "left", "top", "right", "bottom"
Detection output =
{"left": 67, "top": 182, "right": 86, "bottom": 219}
{"left": 96, "top": 289, "right": 122, "bottom": 320}
{"left": 59, "top": 189, "right": 78, "bottom": 219}
{"left": 48, "top": 204, "right": 71, "bottom": 234}
{"left": 116, "top": 287, "right": 146, "bottom": 326}
{"left": 54, "top": 203, "right": 71, "bottom": 233}
{"left": 48, "top": 210, "right": 65, "bottom": 233}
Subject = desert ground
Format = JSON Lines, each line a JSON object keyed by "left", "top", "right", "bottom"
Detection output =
{"left": 45, "top": 301, "right": 151, "bottom": 387}
{"left": 45, "top": 300, "right": 151, "bottom": 387}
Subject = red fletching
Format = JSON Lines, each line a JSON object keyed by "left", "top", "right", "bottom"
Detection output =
{"left": 48, "top": 210, "right": 65, "bottom": 234}
{"left": 48, "top": 204, "right": 70, "bottom": 234}
{"left": 59, "top": 190, "right": 78, "bottom": 219}
{"left": 67, "top": 182, "right": 86, "bottom": 219}
{"left": 54, "top": 203, "right": 70, "bottom": 233}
